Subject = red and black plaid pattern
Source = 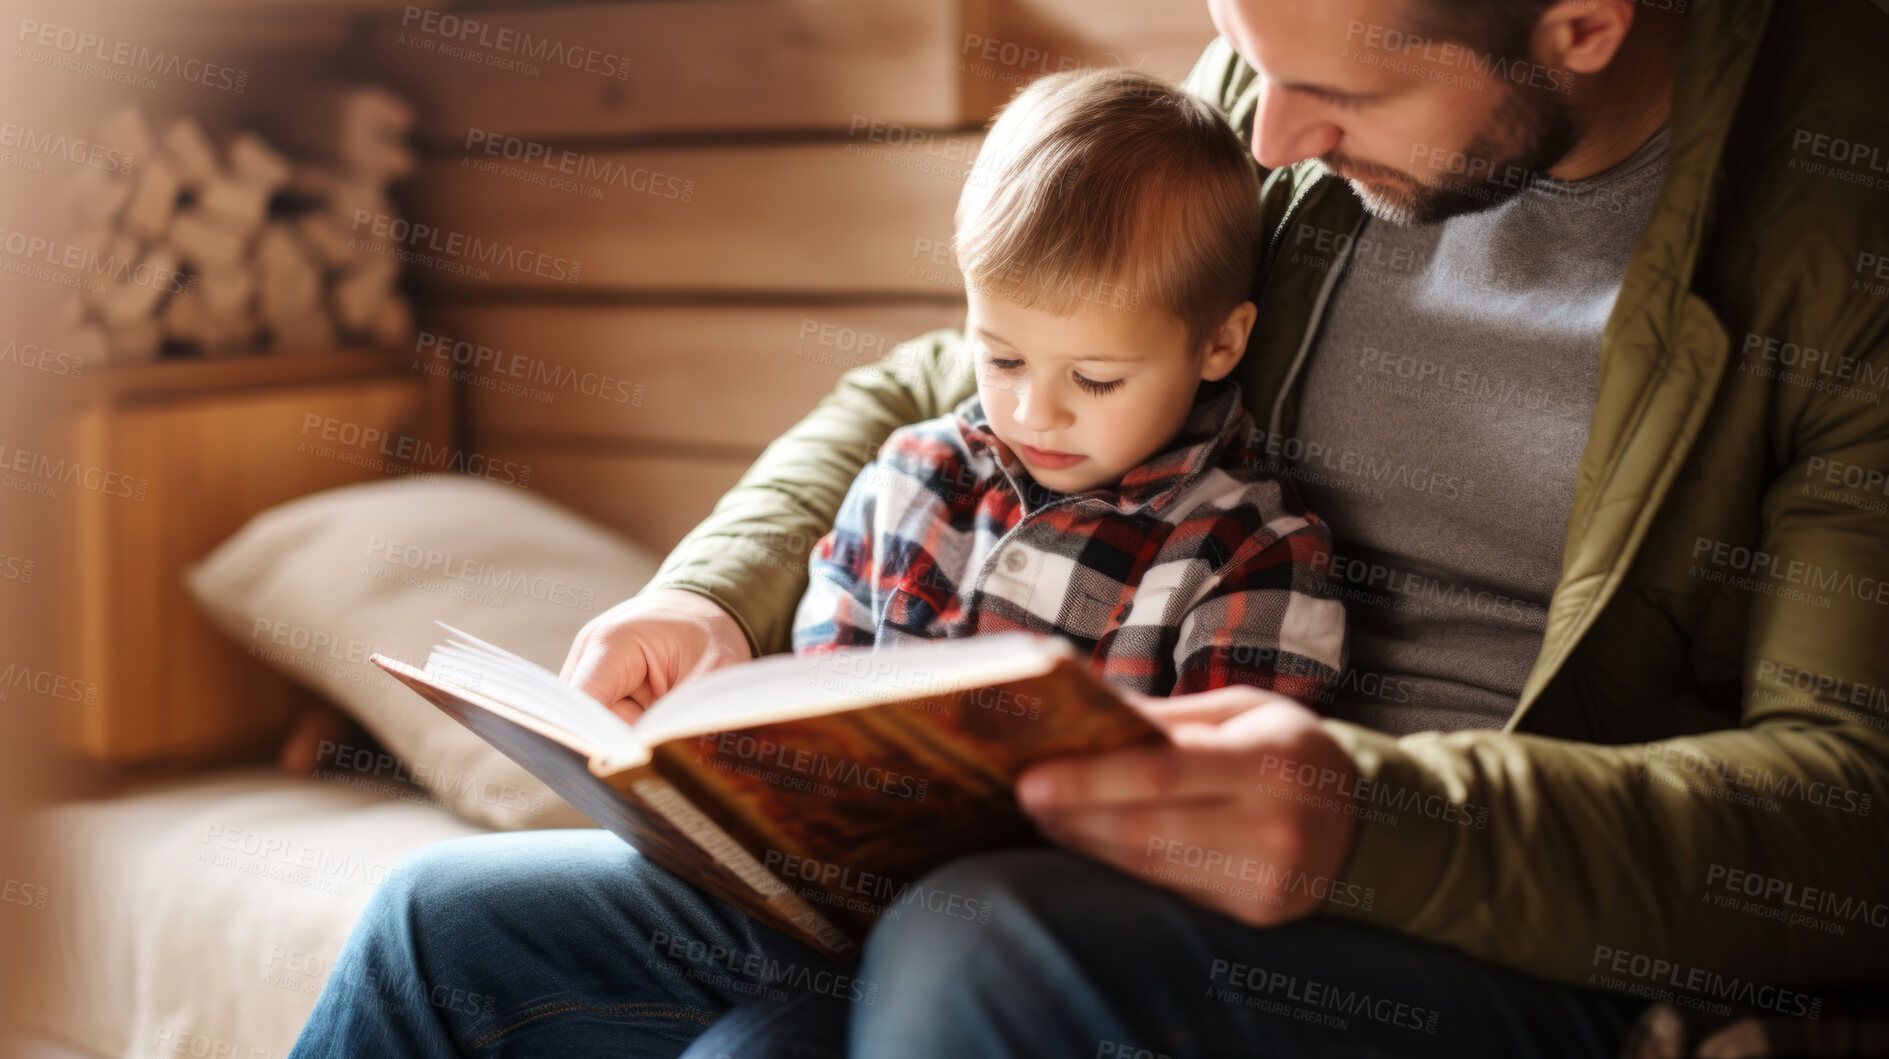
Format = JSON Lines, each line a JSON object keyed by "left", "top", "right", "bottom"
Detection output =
{"left": 791, "top": 379, "right": 1347, "bottom": 702}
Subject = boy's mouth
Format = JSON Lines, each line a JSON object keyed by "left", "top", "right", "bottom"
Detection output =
{"left": 1020, "top": 443, "right": 1083, "bottom": 469}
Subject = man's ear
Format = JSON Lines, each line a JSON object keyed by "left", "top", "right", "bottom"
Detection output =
{"left": 1200, "top": 301, "right": 1257, "bottom": 382}
{"left": 1536, "top": 0, "right": 1637, "bottom": 76}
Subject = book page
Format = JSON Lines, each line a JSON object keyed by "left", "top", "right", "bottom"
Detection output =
{"left": 373, "top": 654, "right": 855, "bottom": 957}
{"left": 424, "top": 622, "right": 642, "bottom": 759}
{"left": 619, "top": 632, "right": 1074, "bottom": 763}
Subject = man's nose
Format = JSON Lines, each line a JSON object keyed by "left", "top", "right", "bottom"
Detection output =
{"left": 1251, "top": 77, "right": 1342, "bottom": 170}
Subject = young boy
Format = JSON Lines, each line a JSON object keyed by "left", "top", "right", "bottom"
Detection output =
{"left": 792, "top": 68, "right": 1346, "bottom": 703}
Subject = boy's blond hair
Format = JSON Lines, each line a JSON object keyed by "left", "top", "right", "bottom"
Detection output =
{"left": 955, "top": 68, "right": 1266, "bottom": 353}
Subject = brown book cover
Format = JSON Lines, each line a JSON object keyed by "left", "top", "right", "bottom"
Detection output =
{"left": 372, "top": 629, "right": 1160, "bottom": 959}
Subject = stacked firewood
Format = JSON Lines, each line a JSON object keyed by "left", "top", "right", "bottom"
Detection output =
{"left": 60, "top": 86, "right": 419, "bottom": 365}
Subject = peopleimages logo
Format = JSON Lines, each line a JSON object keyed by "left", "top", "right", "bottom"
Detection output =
{"left": 0, "top": 662, "right": 99, "bottom": 704}
{"left": 0, "top": 226, "right": 195, "bottom": 294}
{"left": 1641, "top": 742, "right": 1872, "bottom": 816}
{"left": 462, "top": 128, "right": 693, "bottom": 202}
{"left": 1691, "top": 536, "right": 1889, "bottom": 607}
{"left": 1343, "top": 20, "right": 1574, "bottom": 94}
{"left": 299, "top": 414, "right": 532, "bottom": 486}
{"left": 1589, "top": 945, "right": 1821, "bottom": 1019}
{"left": 762, "top": 850, "right": 993, "bottom": 925}
{"left": 349, "top": 211, "right": 582, "bottom": 285}
{"left": 15, "top": 18, "right": 249, "bottom": 93}
{"left": 0, "top": 120, "right": 135, "bottom": 174}
{"left": 398, "top": 7, "right": 631, "bottom": 79}
{"left": 1705, "top": 863, "right": 1889, "bottom": 930}
{"left": 416, "top": 331, "right": 639, "bottom": 404}
{"left": 0, "top": 443, "right": 149, "bottom": 501}
{"left": 698, "top": 732, "right": 930, "bottom": 801}
{"left": 0, "top": 339, "right": 85, "bottom": 379}
{"left": 364, "top": 536, "right": 598, "bottom": 611}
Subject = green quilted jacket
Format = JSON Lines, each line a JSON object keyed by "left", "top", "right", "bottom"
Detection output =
{"left": 646, "top": 0, "right": 1889, "bottom": 990}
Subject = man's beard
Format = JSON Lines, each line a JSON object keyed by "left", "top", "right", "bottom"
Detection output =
{"left": 1316, "top": 83, "right": 1579, "bottom": 226}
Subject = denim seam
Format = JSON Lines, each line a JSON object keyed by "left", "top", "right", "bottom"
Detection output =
{"left": 461, "top": 1000, "right": 719, "bottom": 1053}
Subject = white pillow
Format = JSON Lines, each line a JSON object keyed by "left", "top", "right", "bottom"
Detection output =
{"left": 185, "top": 476, "right": 660, "bottom": 830}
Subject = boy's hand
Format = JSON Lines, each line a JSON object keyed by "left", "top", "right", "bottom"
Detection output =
{"left": 1016, "top": 687, "right": 1360, "bottom": 927}
{"left": 559, "top": 588, "right": 753, "bottom": 722}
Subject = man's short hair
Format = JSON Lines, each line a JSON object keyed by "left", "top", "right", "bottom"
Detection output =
{"left": 953, "top": 67, "right": 1265, "bottom": 353}
{"left": 1402, "top": 0, "right": 1559, "bottom": 62}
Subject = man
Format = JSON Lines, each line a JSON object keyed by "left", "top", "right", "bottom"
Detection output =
{"left": 289, "top": 0, "right": 1889, "bottom": 1056}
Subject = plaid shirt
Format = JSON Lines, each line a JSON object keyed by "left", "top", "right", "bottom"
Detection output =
{"left": 791, "top": 378, "right": 1347, "bottom": 701}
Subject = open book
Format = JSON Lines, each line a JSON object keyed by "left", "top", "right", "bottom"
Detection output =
{"left": 371, "top": 625, "right": 1159, "bottom": 958}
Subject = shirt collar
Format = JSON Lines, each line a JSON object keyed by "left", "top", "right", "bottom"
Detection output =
{"left": 954, "top": 377, "right": 1250, "bottom": 517}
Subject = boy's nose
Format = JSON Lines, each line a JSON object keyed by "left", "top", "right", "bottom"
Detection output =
{"left": 1013, "top": 384, "right": 1069, "bottom": 433}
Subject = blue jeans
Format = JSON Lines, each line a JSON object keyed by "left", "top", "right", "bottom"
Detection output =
{"left": 288, "top": 831, "right": 1646, "bottom": 1058}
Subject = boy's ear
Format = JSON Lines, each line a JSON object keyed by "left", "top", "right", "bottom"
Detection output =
{"left": 1199, "top": 301, "right": 1258, "bottom": 381}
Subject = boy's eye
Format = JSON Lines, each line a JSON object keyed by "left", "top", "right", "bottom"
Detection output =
{"left": 981, "top": 355, "right": 1121, "bottom": 395}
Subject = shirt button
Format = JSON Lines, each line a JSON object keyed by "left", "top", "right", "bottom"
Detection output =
{"left": 1002, "top": 550, "right": 1027, "bottom": 573}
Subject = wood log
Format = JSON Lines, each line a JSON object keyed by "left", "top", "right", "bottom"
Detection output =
{"left": 296, "top": 212, "right": 360, "bottom": 268}
{"left": 161, "top": 286, "right": 209, "bottom": 346}
{"left": 263, "top": 85, "right": 415, "bottom": 181}
{"left": 195, "top": 268, "right": 254, "bottom": 325}
{"left": 62, "top": 226, "right": 114, "bottom": 302}
{"left": 367, "top": 296, "right": 412, "bottom": 351}
{"left": 120, "top": 156, "right": 180, "bottom": 240}
{"left": 98, "top": 105, "right": 154, "bottom": 165}
{"left": 100, "top": 247, "right": 181, "bottom": 329}
{"left": 195, "top": 173, "right": 273, "bottom": 232}
{"left": 162, "top": 117, "right": 222, "bottom": 187}
{"left": 255, "top": 222, "right": 308, "bottom": 273}
{"left": 332, "top": 256, "right": 399, "bottom": 334}
{"left": 61, "top": 163, "right": 134, "bottom": 231}
{"left": 168, "top": 210, "right": 251, "bottom": 269}
{"left": 256, "top": 224, "right": 323, "bottom": 327}
{"left": 291, "top": 165, "right": 393, "bottom": 229}
{"left": 80, "top": 232, "right": 141, "bottom": 316}
{"left": 226, "top": 132, "right": 291, "bottom": 189}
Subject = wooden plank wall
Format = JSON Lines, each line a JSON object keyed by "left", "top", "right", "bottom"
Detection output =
{"left": 356, "top": 0, "right": 1216, "bottom": 558}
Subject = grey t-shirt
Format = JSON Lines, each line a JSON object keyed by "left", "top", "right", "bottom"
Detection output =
{"left": 1289, "top": 125, "right": 1672, "bottom": 734}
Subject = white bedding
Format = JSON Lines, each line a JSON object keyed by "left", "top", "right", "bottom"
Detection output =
{"left": 18, "top": 769, "right": 488, "bottom": 1059}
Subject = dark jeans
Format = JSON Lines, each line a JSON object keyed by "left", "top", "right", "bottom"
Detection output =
{"left": 287, "top": 830, "right": 1647, "bottom": 1058}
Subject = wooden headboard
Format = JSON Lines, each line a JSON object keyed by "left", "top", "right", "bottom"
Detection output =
{"left": 71, "top": 352, "right": 451, "bottom": 769}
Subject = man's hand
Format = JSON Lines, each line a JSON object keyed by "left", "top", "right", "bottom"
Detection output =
{"left": 559, "top": 588, "right": 753, "bottom": 722}
{"left": 1016, "top": 685, "right": 1361, "bottom": 926}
